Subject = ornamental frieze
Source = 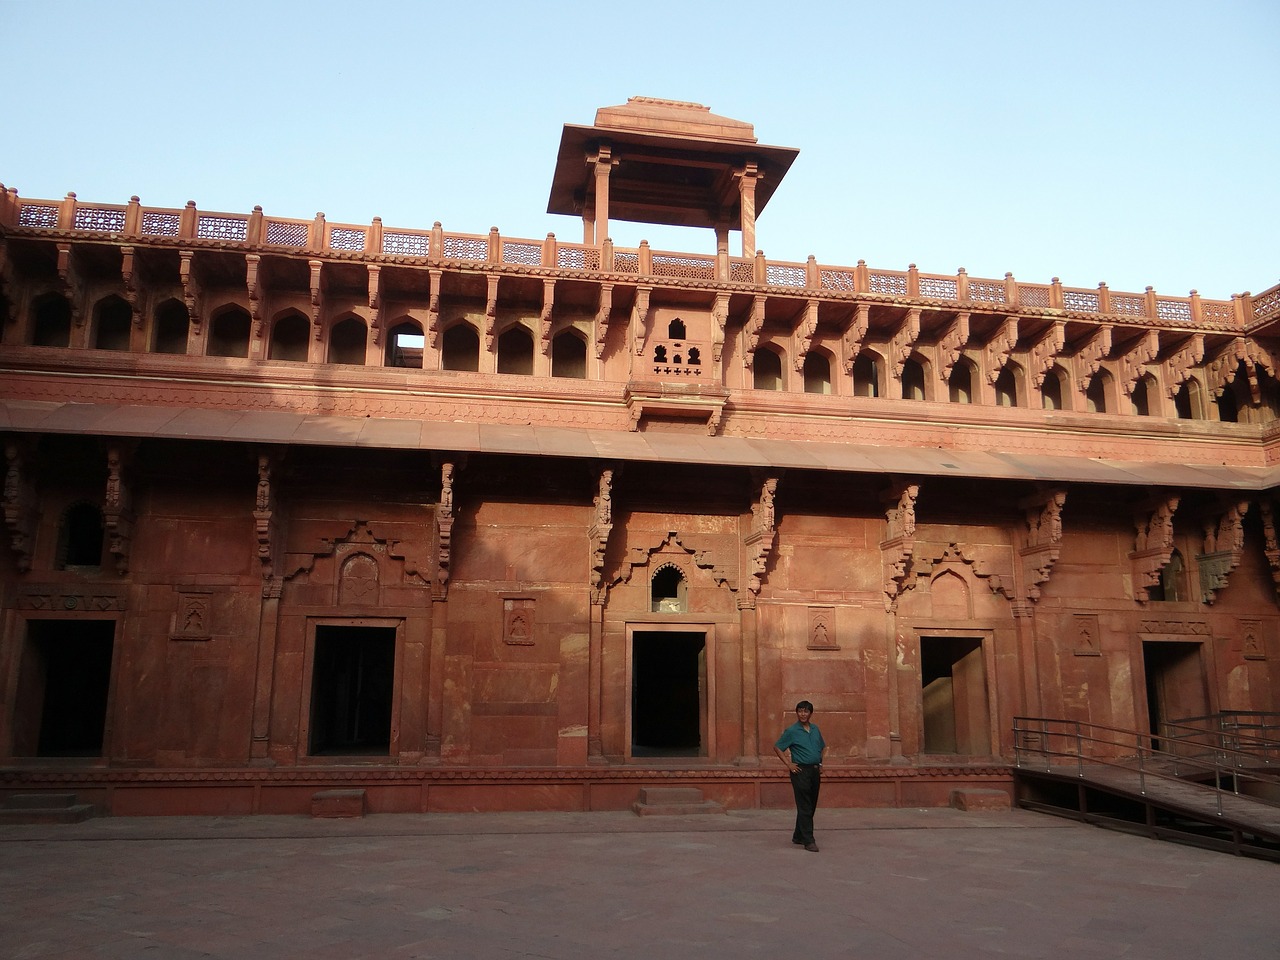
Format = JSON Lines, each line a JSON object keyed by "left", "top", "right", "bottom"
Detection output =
{"left": 12, "top": 586, "right": 127, "bottom": 612}
{"left": 1138, "top": 619, "right": 1211, "bottom": 636}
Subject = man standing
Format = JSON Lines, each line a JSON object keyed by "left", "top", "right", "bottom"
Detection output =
{"left": 773, "top": 700, "right": 825, "bottom": 852}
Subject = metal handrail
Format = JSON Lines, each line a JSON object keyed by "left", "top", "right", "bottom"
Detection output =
{"left": 1013, "top": 716, "right": 1280, "bottom": 819}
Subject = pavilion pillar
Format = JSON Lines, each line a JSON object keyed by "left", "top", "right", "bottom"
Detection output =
{"left": 250, "top": 579, "right": 282, "bottom": 762}
{"left": 588, "top": 600, "right": 605, "bottom": 762}
{"left": 735, "top": 161, "right": 760, "bottom": 258}
{"left": 425, "top": 596, "right": 447, "bottom": 758}
{"left": 589, "top": 145, "right": 614, "bottom": 247}
{"left": 738, "top": 597, "right": 760, "bottom": 763}
{"left": 582, "top": 201, "right": 595, "bottom": 246}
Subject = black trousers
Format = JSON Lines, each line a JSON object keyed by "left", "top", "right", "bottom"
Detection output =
{"left": 789, "top": 765, "right": 821, "bottom": 843}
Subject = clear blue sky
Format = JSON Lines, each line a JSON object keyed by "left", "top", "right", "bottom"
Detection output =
{"left": 3, "top": 0, "right": 1276, "bottom": 301}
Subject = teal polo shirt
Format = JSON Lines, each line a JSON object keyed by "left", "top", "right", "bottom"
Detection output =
{"left": 775, "top": 721, "right": 825, "bottom": 765}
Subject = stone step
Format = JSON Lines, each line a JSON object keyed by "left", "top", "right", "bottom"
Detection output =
{"left": 0, "top": 793, "right": 96, "bottom": 824}
{"left": 632, "top": 786, "right": 726, "bottom": 817}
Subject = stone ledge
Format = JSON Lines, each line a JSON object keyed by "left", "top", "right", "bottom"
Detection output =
{"left": 311, "top": 789, "right": 366, "bottom": 818}
{"left": 632, "top": 786, "right": 726, "bottom": 816}
{"left": 949, "top": 788, "right": 1012, "bottom": 811}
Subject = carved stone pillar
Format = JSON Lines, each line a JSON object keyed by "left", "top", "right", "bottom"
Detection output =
{"left": 734, "top": 162, "right": 760, "bottom": 257}
{"left": 250, "top": 576, "right": 283, "bottom": 762}
{"left": 589, "top": 146, "right": 614, "bottom": 246}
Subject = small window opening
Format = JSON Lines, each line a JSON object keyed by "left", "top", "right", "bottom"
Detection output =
{"left": 386, "top": 323, "right": 424, "bottom": 368}
{"left": 442, "top": 323, "right": 480, "bottom": 371}
{"left": 93, "top": 297, "right": 132, "bottom": 351}
{"left": 651, "top": 565, "right": 688, "bottom": 613}
{"left": 1149, "top": 549, "right": 1186, "bottom": 602}
{"left": 668, "top": 318, "right": 686, "bottom": 339}
{"left": 995, "top": 367, "right": 1018, "bottom": 407}
{"left": 329, "top": 317, "right": 367, "bottom": 365}
{"left": 1042, "top": 370, "right": 1064, "bottom": 410}
{"left": 853, "top": 354, "right": 879, "bottom": 397}
{"left": 208, "top": 308, "right": 251, "bottom": 358}
{"left": 32, "top": 295, "right": 72, "bottom": 348}
{"left": 1085, "top": 374, "right": 1107, "bottom": 413}
{"left": 152, "top": 300, "right": 190, "bottom": 354}
{"left": 551, "top": 330, "right": 587, "bottom": 378}
{"left": 948, "top": 362, "right": 973, "bottom": 404}
{"left": 901, "top": 358, "right": 926, "bottom": 400}
{"left": 653, "top": 345, "right": 668, "bottom": 364}
{"left": 497, "top": 326, "right": 534, "bottom": 375}
{"left": 753, "top": 349, "right": 784, "bottom": 390}
{"left": 57, "top": 503, "right": 104, "bottom": 569}
{"left": 687, "top": 347, "right": 701, "bottom": 366}
{"left": 269, "top": 313, "right": 311, "bottom": 361}
{"left": 803, "top": 353, "right": 832, "bottom": 395}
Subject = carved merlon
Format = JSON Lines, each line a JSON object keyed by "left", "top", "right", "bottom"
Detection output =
{"left": 103, "top": 444, "right": 134, "bottom": 575}
{"left": 589, "top": 466, "right": 614, "bottom": 605}
{"left": 880, "top": 479, "right": 920, "bottom": 611}
{"left": 433, "top": 461, "right": 456, "bottom": 600}
{"left": 743, "top": 475, "right": 780, "bottom": 596}
{"left": 1131, "top": 492, "right": 1180, "bottom": 599}
{"left": 1197, "top": 498, "right": 1250, "bottom": 604}
{"left": 983, "top": 317, "right": 1017, "bottom": 385}
{"left": 3, "top": 439, "right": 37, "bottom": 572}
{"left": 1018, "top": 487, "right": 1067, "bottom": 602}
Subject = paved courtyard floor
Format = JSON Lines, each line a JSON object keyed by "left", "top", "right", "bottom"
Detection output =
{"left": 1, "top": 807, "right": 1276, "bottom": 959}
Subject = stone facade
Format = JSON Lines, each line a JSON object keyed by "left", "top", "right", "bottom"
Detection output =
{"left": 0, "top": 98, "right": 1277, "bottom": 815}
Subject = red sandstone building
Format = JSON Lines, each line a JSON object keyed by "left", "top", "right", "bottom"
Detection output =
{"left": 1, "top": 98, "right": 1277, "bottom": 816}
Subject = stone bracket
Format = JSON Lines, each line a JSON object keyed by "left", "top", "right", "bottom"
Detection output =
{"left": 103, "top": 443, "right": 135, "bottom": 575}
{"left": 1196, "top": 498, "right": 1250, "bottom": 604}
{"left": 3, "top": 438, "right": 37, "bottom": 573}
{"left": 1130, "top": 492, "right": 1180, "bottom": 601}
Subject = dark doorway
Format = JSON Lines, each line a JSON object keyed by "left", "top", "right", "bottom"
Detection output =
{"left": 1143, "top": 641, "right": 1209, "bottom": 748}
{"left": 920, "top": 636, "right": 990, "bottom": 755}
{"left": 14, "top": 620, "right": 115, "bottom": 757}
{"left": 632, "top": 631, "right": 705, "bottom": 757}
{"left": 309, "top": 625, "right": 396, "bottom": 756}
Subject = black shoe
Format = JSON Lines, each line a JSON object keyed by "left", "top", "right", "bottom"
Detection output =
{"left": 804, "top": 842, "right": 819, "bottom": 852}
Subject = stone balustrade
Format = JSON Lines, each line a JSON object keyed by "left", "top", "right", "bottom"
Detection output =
{"left": 5, "top": 185, "right": 1275, "bottom": 333}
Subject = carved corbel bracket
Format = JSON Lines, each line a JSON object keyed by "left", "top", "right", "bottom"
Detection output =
{"left": 484, "top": 274, "right": 499, "bottom": 352}
{"left": 1260, "top": 500, "right": 1280, "bottom": 597}
{"left": 595, "top": 282, "right": 614, "bottom": 360}
{"left": 252, "top": 449, "right": 283, "bottom": 578}
{"left": 983, "top": 317, "right": 1018, "bottom": 385}
{"left": 1130, "top": 492, "right": 1181, "bottom": 600}
{"left": 588, "top": 466, "right": 615, "bottom": 605}
{"left": 880, "top": 479, "right": 920, "bottom": 610}
{"left": 120, "top": 245, "right": 142, "bottom": 327}
{"left": 1073, "top": 324, "right": 1112, "bottom": 396}
{"left": 1196, "top": 498, "right": 1250, "bottom": 603}
{"left": 1028, "top": 321, "right": 1066, "bottom": 388}
{"left": 0, "top": 241, "right": 17, "bottom": 327}
{"left": 56, "top": 243, "right": 85, "bottom": 326}
{"left": 367, "top": 264, "right": 383, "bottom": 345}
{"left": 1119, "top": 329, "right": 1160, "bottom": 397}
{"left": 712, "top": 291, "right": 729, "bottom": 363}
{"left": 743, "top": 294, "right": 765, "bottom": 367}
{"left": 3, "top": 438, "right": 37, "bottom": 572}
{"left": 540, "top": 279, "right": 556, "bottom": 356}
{"left": 433, "top": 461, "right": 457, "bottom": 600}
{"left": 934, "top": 311, "right": 969, "bottom": 384}
{"left": 887, "top": 309, "right": 921, "bottom": 383}
{"left": 308, "top": 259, "right": 324, "bottom": 340}
{"left": 1018, "top": 487, "right": 1067, "bottom": 602}
{"left": 246, "top": 253, "right": 264, "bottom": 337}
{"left": 1161, "top": 334, "right": 1205, "bottom": 399}
{"left": 794, "top": 299, "right": 820, "bottom": 372}
{"left": 743, "top": 474, "right": 780, "bottom": 595}
{"left": 630, "top": 285, "right": 651, "bottom": 357}
{"left": 103, "top": 443, "right": 136, "bottom": 575}
{"left": 842, "top": 303, "right": 870, "bottom": 374}
{"left": 426, "top": 269, "right": 442, "bottom": 348}
{"left": 179, "top": 249, "right": 203, "bottom": 330}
